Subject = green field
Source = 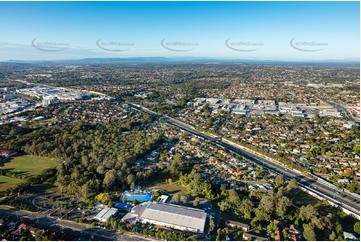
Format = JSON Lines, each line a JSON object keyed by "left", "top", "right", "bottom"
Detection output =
{"left": 149, "top": 182, "right": 189, "bottom": 194}
{"left": 144, "top": 170, "right": 189, "bottom": 194}
{"left": 0, "top": 155, "right": 58, "bottom": 194}
{"left": 0, "top": 175, "right": 24, "bottom": 192}
{"left": 0, "top": 155, "right": 58, "bottom": 178}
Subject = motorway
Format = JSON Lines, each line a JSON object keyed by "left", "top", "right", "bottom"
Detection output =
{"left": 312, "top": 92, "right": 359, "bottom": 124}
{"left": 328, "top": 101, "right": 360, "bottom": 125}
{"left": 127, "top": 103, "right": 360, "bottom": 218}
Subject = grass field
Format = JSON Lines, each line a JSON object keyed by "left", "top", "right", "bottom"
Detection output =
{"left": 0, "top": 175, "right": 24, "bottom": 192}
{"left": 145, "top": 170, "right": 189, "bottom": 194}
{"left": 149, "top": 182, "right": 189, "bottom": 194}
{"left": 0, "top": 155, "right": 58, "bottom": 178}
{"left": 0, "top": 155, "right": 58, "bottom": 194}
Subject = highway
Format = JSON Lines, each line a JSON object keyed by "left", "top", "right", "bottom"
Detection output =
{"left": 329, "top": 101, "right": 359, "bottom": 125}
{"left": 312, "top": 92, "right": 359, "bottom": 124}
{"left": 127, "top": 102, "right": 360, "bottom": 218}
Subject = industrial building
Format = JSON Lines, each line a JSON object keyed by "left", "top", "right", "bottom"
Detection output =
{"left": 93, "top": 207, "right": 118, "bottom": 223}
{"left": 122, "top": 202, "right": 207, "bottom": 233}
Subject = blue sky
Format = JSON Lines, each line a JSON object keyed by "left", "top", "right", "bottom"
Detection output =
{"left": 0, "top": 1, "right": 359, "bottom": 61}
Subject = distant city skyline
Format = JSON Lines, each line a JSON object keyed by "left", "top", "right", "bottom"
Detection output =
{"left": 0, "top": 1, "right": 359, "bottom": 61}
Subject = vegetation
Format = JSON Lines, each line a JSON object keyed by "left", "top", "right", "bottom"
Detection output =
{"left": 1, "top": 115, "right": 162, "bottom": 196}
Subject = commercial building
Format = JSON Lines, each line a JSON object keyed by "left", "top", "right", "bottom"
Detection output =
{"left": 225, "top": 220, "right": 250, "bottom": 231}
{"left": 93, "top": 207, "right": 118, "bottom": 223}
{"left": 122, "top": 202, "right": 207, "bottom": 233}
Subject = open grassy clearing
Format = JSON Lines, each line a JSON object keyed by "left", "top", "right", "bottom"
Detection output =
{"left": 0, "top": 175, "right": 24, "bottom": 193}
{"left": 0, "top": 155, "right": 58, "bottom": 178}
{"left": 146, "top": 171, "right": 189, "bottom": 194}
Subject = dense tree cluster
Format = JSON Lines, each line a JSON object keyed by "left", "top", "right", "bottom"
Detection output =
{"left": 1, "top": 117, "right": 163, "bottom": 196}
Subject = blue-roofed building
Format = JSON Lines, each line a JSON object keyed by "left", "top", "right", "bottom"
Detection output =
{"left": 113, "top": 202, "right": 131, "bottom": 210}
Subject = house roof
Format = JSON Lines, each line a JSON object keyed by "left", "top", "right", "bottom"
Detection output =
{"left": 0, "top": 149, "right": 17, "bottom": 155}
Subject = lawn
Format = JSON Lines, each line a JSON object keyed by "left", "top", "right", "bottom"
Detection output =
{"left": 0, "top": 155, "right": 58, "bottom": 178}
{"left": 146, "top": 171, "right": 189, "bottom": 194}
{"left": 149, "top": 182, "right": 189, "bottom": 194}
{"left": 0, "top": 175, "right": 24, "bottom": 192}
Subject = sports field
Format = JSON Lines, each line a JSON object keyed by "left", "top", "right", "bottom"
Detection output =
{"left": 0, "top": 155, "right": 58, "bottom": 178}
{"left": 0, "top": 155, "right": 58, "bottom": 194}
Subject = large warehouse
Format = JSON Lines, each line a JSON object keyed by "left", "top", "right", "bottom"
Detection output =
{"left": 122, "top": 202, "right": 207, "bottom": 233}
{"left": 93, "top": 207, "right": 118, "bottom": 223}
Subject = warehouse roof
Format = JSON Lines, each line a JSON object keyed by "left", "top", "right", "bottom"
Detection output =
{"left": 93, "top": 207, "right": 118, "bottom": 222}
{"left": 139, "top": 202, "right": 207, "bottom": 232}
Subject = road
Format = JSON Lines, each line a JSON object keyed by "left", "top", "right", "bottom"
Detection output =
{"left": 329, "top": 101, "right": 359, "bottom": 124}
{"left": 313, "top": 93, "right": 359, "bottom": 124}
{"left": 127, "top": 102, "right": 360, "bottom": 218}
{"left": 0, "top": 205, "right": 153, "bottom": 241}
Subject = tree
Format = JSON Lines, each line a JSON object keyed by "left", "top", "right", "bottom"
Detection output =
{"left": 299, "top": 205, "right": 318, "bottom": 222}
{"left": 169, "top": 153, "right": 186, "bottom": 176}
{"left": 95, "top": 193, "right": 111, "bottom": 204}
{"left": 239, "top": 198, "right": 254, "bottom": 219}
{"left": 276, "top": 186, "right": 285, "bottom": 198}
{"left": 286, "top": 178, "right": 298, "bottom": 190}
{"left": 303, "top": 223, "right": 316, "bottom": 241}
{"left": 228, "top": 189, "right": 242, "bottom": 208}
{"left": 254, "top": 208, "right": 271, "bottom": 222}
{"left": 81, "top": 183, "right": 90, "bottom": 198}
{"left": 126, "top": 174, "right": 135, "bottom": 186}
{"left": 275, "top": 175, "right": 285, "bottom": 188}
{"left": 209, "top": 215, "right": 216, "bottom": 233}
{"left": 103, "top": 170, "right": 116, "bottom": 189}
{"left": 173, "top": 193, "right": 181, "bottom": 203}
{"left": 347, "top": 182, "right": 360, "bottom": 193}
{"left": 335, "top": 222, "right": 343, "bottom": 235}
{"left": 267, "top": 221, "right": 279, "bottom": 239}
{"left": 153, "top": 190, "right": 160, "bottom": 197}
{"left": 218, "top": 201, "right": 230, "bottom": 211}
{"left": 282, "top": 228, "right": 290, "bottom": 240}
{"left": 256, "top": 167, "right": 265, "bottom": 178}
{"left": 193, "top": 197, "right": 200, "bottom": 207}
{"left": 354, "top": 221, "right": 360, "bottom": 235}
{"left": 220, "top": 184, "right": 227, "bottom": 196}
{"left": 259, "top": 194, "right": 274, "bottom": 215}
{"left": 216, "top": 228, "right": 222, "bottom": 241}
{"left": 329, "top": 231, "right": 337, "bottom": 240}
{"left": 276, "top": 196, "right": 291, "bottom": 219}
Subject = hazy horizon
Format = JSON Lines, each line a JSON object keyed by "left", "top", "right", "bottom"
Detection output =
{"left": 0, "top": 1, "right": 359, "bottom": 61}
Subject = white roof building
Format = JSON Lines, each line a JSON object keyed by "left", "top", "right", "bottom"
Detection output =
{"left": 93, "top": 207, "right": 118, "bottom": 223}
{"left": 122, "top": 202, "right": 207, "bottom": 233}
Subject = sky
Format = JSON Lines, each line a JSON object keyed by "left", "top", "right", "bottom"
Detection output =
{"left": 0, "top": 1, "right": 359, "bottom": 61}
